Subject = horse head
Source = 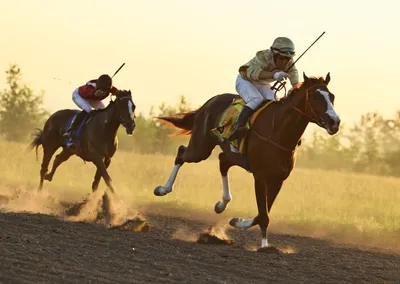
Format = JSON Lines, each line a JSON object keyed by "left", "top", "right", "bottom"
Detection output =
{"left": 112, "top": 90, "right": 136, "bottom": 135}
{"left": 290, "top": 72, "right": 341, "bottom": 135}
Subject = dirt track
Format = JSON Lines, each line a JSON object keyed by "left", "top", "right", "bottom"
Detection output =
{"left": 1, "top": 196, "right": 399, "bottom": 284}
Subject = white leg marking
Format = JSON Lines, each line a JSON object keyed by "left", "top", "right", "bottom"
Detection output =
{"left": 164, "top": 164, "right": 181, "bottom": 189}
{"left": 261, "top": 238, "right": 269, "bottom": 248}
{"left": 221, "top": 175, "right": 232, "bottom": 201}
{"left": 234, "top": 218, "right": 254, "bottom": 229}
{"left": 158, "top": 164, "right": 181, "bottom": 195}
{"left": 215, "top": 175, "right": 232, "bottom": 213}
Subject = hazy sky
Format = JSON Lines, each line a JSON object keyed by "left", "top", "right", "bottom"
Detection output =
{"left": 1, "top": 0, "right": 399, "bottom": 135}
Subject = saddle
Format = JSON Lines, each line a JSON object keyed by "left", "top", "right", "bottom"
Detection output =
{"left": 210, "top": 98, "right": 275, "bottom": 154}
{"left": 64, "top": 111, "right": 95, "bottom": 158}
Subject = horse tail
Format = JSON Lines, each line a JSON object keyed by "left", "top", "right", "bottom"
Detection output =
{"left": 156, "top": 109, "right": 199, "bottom": 136}
{"left": 27, "top": 128, "right": 43, "bottom": 161}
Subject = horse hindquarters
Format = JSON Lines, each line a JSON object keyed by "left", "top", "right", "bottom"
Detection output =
{"left": 153, "top": 95, "right": 236, "bottom": 197}
{"left": 37, "top": 131, "right": 62, "bottom": 190}
{"left": 154, "top": 118, "right": 218, "bottom": 196}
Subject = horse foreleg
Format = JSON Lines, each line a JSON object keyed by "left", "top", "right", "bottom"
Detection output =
{"left": 92, "top": 158, "right": 111, "bottom": 192}
{"left": 214, "top": 152, "right": 233, "bottom": 214}
{"left": 229, "top": 216, "right": 259, "bottom": 230}
{"left": 44, "top": 148, "right": 73, "bottom": 182}
{"left": 254, "top": 177, "right": 270, "bottom": 249}
{"left": 229, "top": 175, "right": 271, "bottom": 249}
{"left": 229, "top": 176, "right": 283, "bottom": 241}
{"left": 92, "top": 157, "right": 115, "bottom": 194}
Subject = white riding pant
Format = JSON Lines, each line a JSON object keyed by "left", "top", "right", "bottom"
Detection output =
{"left": 72, "top": 88, "right": 105, "bottom": 113}
{"left": 235, "top": 74, "right": 276, "bottom": 110}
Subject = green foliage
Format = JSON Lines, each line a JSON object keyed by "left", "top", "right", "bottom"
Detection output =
{"left": 117, "top": 95, "right": 193, "bottom": 155}
{"left": 3, "top": 63, "right": 400, "bottom": 178}
{"left": 0, "top": 64, "right": 49, "bottom": 142}
{"left": 296, "top": 110, "right": 400, "bottom": 177}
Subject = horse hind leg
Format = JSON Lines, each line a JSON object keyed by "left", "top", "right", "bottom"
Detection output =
{"left": 44, "top": 148, "right": 73, "bottom": 182}
{"left": 154, "top": 130, "right": 217, "bottom": 196}
{"left": 214, "top": 152, "right": 233, "bottom": 214}
{"left": 154, "top": 145, "right": 186, "bottom": 196}
{"left": 38, "top": 144, "right": 59, "bottom": 190}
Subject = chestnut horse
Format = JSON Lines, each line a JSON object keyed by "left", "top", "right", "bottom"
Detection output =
{"left": 153, "top": 73, "right": 340, "bottom": 250}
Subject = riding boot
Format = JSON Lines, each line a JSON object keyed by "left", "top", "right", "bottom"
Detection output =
{"left": 228, "top": 105, "right": 255, "bottom": 141}
{"left": 63, "top": 110, "right": 87, "bottom": 148}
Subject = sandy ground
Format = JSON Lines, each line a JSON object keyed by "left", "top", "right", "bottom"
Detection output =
{"left": 0, "top": 187, "right": 399, "bottom": 284}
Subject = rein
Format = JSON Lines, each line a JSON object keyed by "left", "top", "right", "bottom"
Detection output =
{"left": 289, "top": 83, "right": 327, "bottom": 123}
{"left": 251, "top": 83, "right": 327, "bottom": 153}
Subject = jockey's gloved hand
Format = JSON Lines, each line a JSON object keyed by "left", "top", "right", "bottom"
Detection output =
{"left": 94, "top": 90, "right": 106, "bottom": 97}
{"left": 273, "top": 71, "right": 289, "bottom": 82}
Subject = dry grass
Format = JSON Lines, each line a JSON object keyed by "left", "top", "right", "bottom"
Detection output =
{"left": 0, "top": 140, "right": 399, "bottom": 252}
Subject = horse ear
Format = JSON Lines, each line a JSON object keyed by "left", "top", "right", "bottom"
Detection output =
{"left": 324, "top": 72, "right": 331, "bottom": 85}
{"left": 129, "top": 89, "right": 131, "bottom": 95}
{"left": 303, "top": 72, "right": 309, "bottom": 81}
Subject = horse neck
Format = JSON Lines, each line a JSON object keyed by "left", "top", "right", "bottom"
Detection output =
{"left": 278, "top": 100, "right": 309, "bottom": 148}
{"left": 256, "top": 91, "right": 309, "bottom": 150}
{"left": 97, "top": 102, "right": 120, "bottom": 138}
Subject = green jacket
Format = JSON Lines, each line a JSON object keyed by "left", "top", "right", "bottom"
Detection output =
{"left": 239, "top": 49, "right": 299, "bottom": 85}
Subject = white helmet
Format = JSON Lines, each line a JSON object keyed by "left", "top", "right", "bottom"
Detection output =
{"left": 271, "top": 37, "right": 295, "bottom": 58}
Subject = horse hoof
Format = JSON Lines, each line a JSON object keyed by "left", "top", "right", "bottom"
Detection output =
{"left": 154, "top": 186, "right": 171, "bottom": 196}
{"left": 257, "top": 246, "right": 281, "bottom": 254}
{"left": 44, "top": 174, "right": 52, "bottom": 181}
{"left": 229, "top": 217, "right": 241, "bottom": 227}
{"left": 214, "top": 201, "right": 226, "bottom": 214}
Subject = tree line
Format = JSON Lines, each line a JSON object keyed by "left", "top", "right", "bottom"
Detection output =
{"left": 1, "top": 64, "right": 398, "bottom": 177}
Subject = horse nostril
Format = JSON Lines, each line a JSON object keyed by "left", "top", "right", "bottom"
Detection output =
{"left": 326, "top": 116, "right": 336, "bottom": 126}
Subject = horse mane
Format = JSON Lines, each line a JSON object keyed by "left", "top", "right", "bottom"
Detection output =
{"left": 278, "top": 76, "right": 326, "bottom": 104}
{"left": 115, "top": 89, "right": 132, "bottom": 97}
{"left": 94, "top": 89, "right": 132, "bottom": 113}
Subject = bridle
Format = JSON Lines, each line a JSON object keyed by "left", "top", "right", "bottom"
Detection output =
{"left": 111, "top": 93, "right": 135, "bottom": 127}
{"left": 289, "top": 83, "right": 329, "bottom": 127}
{"left": 251, "top": 82, "right": 330, "bottom": 153}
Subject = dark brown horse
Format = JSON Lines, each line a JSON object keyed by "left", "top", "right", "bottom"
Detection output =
{"left": 28, "top": 90, "right": 136, "bottom": 195}
{"left": 154, "top": 73, "right": 340, "bottom": 250}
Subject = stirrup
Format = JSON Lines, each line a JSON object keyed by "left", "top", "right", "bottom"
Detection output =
{"left": 63, "top": 128, "right": 74, "bottom": 136}
{"left": 65, "top": 140, "right": 76, "bottom": 148}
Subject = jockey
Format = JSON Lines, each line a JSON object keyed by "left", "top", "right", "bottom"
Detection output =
{"left": 229, "top": 37, "right": 300, "bottom": 141}
{"left": 63, "top": 74, "right": 119, "bottom": 148}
